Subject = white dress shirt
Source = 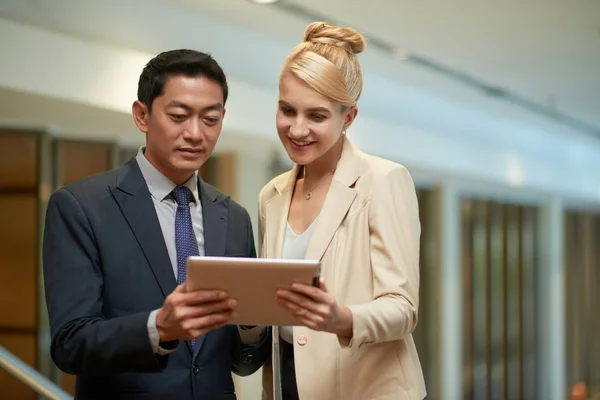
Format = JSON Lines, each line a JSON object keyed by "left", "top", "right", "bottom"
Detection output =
{"left": 135, "top": 148, "right": 263, "bottom": 353}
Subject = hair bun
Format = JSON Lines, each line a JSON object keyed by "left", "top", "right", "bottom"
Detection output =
{"left": 304, "top": 21, "right": 366, "bottom": 54}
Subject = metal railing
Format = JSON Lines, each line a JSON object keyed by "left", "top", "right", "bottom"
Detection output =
{"left": 0, "top": 345, "right": 72, "bottom": 400}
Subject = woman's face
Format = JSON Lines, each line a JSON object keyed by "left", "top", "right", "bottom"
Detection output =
{"left": 276, "top": 73, "right": 356, "bottom": 166}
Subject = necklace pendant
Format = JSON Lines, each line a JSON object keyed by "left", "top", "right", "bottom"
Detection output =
{"left": 305, "top": 192, "right": 313, "bottom": 200}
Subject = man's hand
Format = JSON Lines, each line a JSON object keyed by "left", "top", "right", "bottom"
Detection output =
{"left": 156, "top": 283, "right": 237, "bottom": 342}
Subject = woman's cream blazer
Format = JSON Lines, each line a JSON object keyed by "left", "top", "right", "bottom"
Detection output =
{"left": 259, "top": 138, "right": 426, "bottom": 400}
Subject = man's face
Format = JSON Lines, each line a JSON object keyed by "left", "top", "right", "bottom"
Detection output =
{"left": 132, "top": 74, "right": 226, "bottom": 185}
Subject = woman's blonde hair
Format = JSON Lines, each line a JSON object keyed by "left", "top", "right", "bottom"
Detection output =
{"left": 280, "top": 21, "right": 367, "bottom": 108}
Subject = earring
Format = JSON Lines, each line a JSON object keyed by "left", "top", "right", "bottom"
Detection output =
{"left": 341, "top": 129, "right": 347, "bottom": 136}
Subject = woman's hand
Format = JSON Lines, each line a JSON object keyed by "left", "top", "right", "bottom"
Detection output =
{"left": 275, "top": 279, "right": 353, "bottom": 337}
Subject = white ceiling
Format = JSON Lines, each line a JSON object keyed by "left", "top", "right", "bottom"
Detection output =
{"left": 282, "top": 0, "right": 600, "bottom": 128}
{"left": 160, "top": 0, "right": 600, "bottom": 128}
{"left": 0, "top": 0, "right": 598, "bottom": 143}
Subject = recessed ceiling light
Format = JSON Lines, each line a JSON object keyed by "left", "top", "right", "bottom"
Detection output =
{"left": 249, "top": 0, "right": 279, "bottom": 4}
{"left": 390, "top": 48, "right": 412, "bottom": 61}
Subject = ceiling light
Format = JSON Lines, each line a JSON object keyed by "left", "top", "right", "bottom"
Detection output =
{"left": 390, "top": 48, "right": 412, "bottom": 61}
{"left": 248, "top": 0, "right": 280, "bottom": 4}
{"left": 505, "top": 154, "right": 524, "bottom": 187}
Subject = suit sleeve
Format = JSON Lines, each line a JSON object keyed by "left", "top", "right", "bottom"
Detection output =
{"left": 43, "top": 188, "right": 168, "bottom": 374}
{"left": 231, "top": 207, "right": 272, "bottom": 376}
{"left": 338, "top": 165, "right": 421, "bottom": 352}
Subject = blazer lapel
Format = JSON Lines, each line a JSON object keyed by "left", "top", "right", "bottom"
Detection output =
{"left": 305, "top": 138, "right": 361, "bottom": 261}
{"left": 304, "top": 182, "right": 356, "bottom": 261}
{"left": 111, "top": 159, "right": 176, "bottom": 298}
{"left": 265, "top": 167, "right": 299, "bottom": 259}
{"left": 193, "top": 178, "right": 229, "bottom": 358}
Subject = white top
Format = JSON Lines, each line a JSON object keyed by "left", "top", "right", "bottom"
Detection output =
{"left": 279, "top": 217, "right": 318, "bottom": 343}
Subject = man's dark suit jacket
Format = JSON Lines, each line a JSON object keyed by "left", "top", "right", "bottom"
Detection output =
{"left": 42, "top": 158, "right": 271, "bottom": 400}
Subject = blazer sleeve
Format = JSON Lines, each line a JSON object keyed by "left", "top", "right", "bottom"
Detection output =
{"left": 338, "top": 165, "right": 421, "bottom": 352}
{"left": 43, "top": 188, "right": 168, "bottom": 374}
{"left": 231, "top": 207, "right": 272, "bottom": 376}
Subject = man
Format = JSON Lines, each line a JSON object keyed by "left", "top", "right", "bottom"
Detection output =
{"left": 43, "top": 49, "right": 270, "bottom": 399}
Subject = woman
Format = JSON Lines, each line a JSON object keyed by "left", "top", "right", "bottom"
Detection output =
{"left": 258, "top": 21, "right": 426, "bottom": 400}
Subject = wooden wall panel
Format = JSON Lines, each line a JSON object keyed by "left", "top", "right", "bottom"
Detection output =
{"left": 411, "top": 188, "right": 441, "bottom": 400}
{"left": 58, "top": 141, "right": 113, "bottom": 186}
{"left": 117, "top": 147, "right": 138, "bottom": 166}
{"left": 0, "top": 195, "right": 37, "bottom": 329}
{"left": 213, "top": 153, "right": 237, "bottom": 200}
{"left": 199, "top": 157, "right": 213, "bottom": 183}
{"left": 504, "top": 205, "right": 522, "bottom": 399}
{"left": 0, "top": 334, "right": 37, "bottom": 399}
{"left": 0, "top": 132, "right": 40, "bottom": 399}
{"left": 0, "top": 134, "right": 37, "bottom": 190}
{"left": 565, "top": 211, "right": 600, "bottom": 398}
{"left": 461, "top": 198, "right": 475, "bottom": 398}
{"left": 59, "top": 372, "right": 76, "bottom": 395}
{"left": 462, "top": 199, "right": 539, "bottom": 400}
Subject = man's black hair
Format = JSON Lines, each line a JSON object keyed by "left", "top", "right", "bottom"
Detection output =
{"left": 137, "top": 49, "right": 228, "bottom": 111}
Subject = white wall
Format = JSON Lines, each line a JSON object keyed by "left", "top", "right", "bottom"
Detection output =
{"left": 1, "top": 17, "right": 600, "bottom": 206}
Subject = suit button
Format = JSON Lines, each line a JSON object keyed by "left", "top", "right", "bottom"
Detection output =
{"left": 297, "top": 335, "right": 307, "bottom": 346}
{"left": 192, "top": 366, "right": 199, "bottom": 374}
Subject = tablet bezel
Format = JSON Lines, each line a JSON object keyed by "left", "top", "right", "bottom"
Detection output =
{"left": 186, "top": 256, "right": 321, "bottom": 326}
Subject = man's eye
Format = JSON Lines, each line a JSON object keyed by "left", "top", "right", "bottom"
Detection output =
{"left": 170, "top": 114, "right": 186, "bottom": 120}
{"left": 204, "top": 117, "right": 220, "bottom": 125}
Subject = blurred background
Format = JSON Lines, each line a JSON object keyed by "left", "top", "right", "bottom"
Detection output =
{"left": 0, "top": 0, "right": 599, "bottom": 399}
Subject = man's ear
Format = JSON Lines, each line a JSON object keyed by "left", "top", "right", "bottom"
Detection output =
{"left": 132, "top": 100, "right": 150, "bottom": 133}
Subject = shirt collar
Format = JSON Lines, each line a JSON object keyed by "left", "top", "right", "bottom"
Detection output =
{"left": 135, "top": 146, "right": 199, "bottom": 203}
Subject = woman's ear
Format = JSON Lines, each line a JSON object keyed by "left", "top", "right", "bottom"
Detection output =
{"left": 343, "top": 106, "right": 358, "bottom": 131}
{"left": 132, "top": 100, "right": 150, "bottom": 134}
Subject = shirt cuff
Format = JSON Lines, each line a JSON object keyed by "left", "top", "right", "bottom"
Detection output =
{"left": 237, "top": 325, "right": 267, "bottom": 344}
{"left": 148, "top": 309, "right": 178, "bottom": 355}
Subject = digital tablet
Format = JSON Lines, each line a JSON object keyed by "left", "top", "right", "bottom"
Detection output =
{"left": 186, "top": 256, "right": 321, "bottom": 326}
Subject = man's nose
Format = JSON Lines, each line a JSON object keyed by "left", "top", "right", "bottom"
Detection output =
{"left": 182, "top": 120, "right": 203, "bottom": 141}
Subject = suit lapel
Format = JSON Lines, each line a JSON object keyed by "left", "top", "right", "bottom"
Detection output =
{"left": 200, "top": 179, "right": 229, "bottom": 257}
{"left": 111, "top": 159, "right": 176, "bottom": 298}
{"left": 193, "top": 178, "right": 229, "bottom": 358}
{"left": 305, "top": 138, "right": 361, "bottom": 261}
